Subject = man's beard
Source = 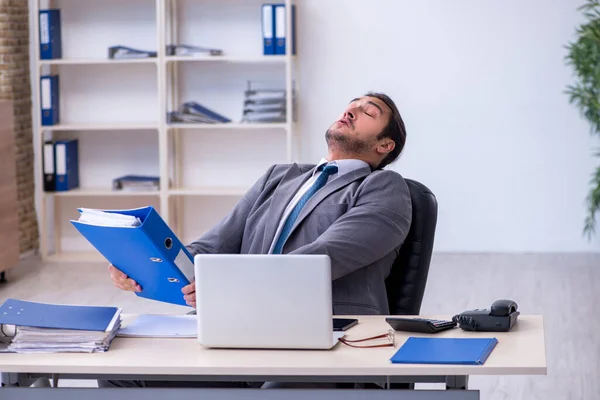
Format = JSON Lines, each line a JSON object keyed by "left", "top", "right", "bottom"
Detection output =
{"left": 325, "top": 128, "right": 372, "bottom": 154}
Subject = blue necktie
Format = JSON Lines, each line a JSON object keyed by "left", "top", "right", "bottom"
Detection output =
{"left": 272, "top": 164, "right": 339, "bottom": 254}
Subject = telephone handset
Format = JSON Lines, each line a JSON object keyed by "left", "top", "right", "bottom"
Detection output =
{"left": 452, "top": 299, "right": 520, "bottom": 332}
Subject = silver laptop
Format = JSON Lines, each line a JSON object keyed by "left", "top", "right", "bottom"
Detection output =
{"left": 193, "top": 254, "right": 345, "bottom": 349}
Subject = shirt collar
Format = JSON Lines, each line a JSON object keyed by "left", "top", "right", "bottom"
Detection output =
{"left": 313, "top": 158, "right": 370, "bottom": 177}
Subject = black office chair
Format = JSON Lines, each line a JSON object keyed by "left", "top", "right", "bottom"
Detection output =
{"left": 385, "top": 179, "right": 438, "bottom": 316}
{"left": 358, "top": 180, "right": 438, "bottom": 391}
{"left": 369, "top": 179, "right": 438, "bottom": 391}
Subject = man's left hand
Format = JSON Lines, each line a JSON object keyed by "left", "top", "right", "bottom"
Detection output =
{"left": 182, "top": 281, "right": 196, "bottom": 308}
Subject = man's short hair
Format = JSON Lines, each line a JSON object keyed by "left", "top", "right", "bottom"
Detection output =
{"left": 365, "top": 92, "right": 407, "bottom": 169}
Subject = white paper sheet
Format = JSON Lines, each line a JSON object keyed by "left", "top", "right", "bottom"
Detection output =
{"left": 117, "top": 315, "right": 197, "bottom": 338}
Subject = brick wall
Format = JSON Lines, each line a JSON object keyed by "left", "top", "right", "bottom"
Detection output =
{"left": 0, "top": 1, "right": 39, "bottom": 254}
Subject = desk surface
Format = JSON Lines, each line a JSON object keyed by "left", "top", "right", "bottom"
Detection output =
{"left": 0, "top": 315, "right": 546, "bottom": 377}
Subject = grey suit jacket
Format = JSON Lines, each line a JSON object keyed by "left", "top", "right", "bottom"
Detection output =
{"left": 186, "top": 163, "right": 412, "bottom": 315}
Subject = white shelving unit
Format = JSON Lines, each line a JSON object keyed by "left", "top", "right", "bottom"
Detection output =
{"left": 32, "top": 0, "right": 298, "bottom": 262}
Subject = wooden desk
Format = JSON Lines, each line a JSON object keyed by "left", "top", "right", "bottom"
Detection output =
{"left": 0, "top": 315, "right": 547, "bottom": 399}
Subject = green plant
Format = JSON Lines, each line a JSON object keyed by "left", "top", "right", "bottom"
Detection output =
{"left": 565, "top": 0, "right": 600, "bottom": 238}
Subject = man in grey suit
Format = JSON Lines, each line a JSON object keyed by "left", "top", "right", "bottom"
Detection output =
{"left": 111, "top": 91, "right": 411, "bottom": 313}
{"left": 110, "top": 91, "right": 411, "bottom": 316}
{"left": 103, "top": 92, "right": 411, "bottom": 388}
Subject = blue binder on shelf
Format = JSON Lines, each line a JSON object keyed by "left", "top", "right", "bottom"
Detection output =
{"left": 262, "top": 4, "right": 275, "bottom": 55}
{"left": 40, "top": 75, "right": 59, "bottom": 126}
{"left": 70, "top": 206, "right": 194, "bottom": 307}
{"left": 54, "top": 139, "right": 79, "bottom": 191}
{"left": 274, "top": 4, "right": 296, "bottom": 55}
{"left": 39, "top": 9, "right": 62, "bottom": 59}
{"left": 0, "top": 298, "right": 119, "bottom": 332}
{"left": 390, "top": 337, "right": 498, "bottom": 365}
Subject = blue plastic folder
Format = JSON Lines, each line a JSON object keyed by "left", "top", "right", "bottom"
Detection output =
{"left": 0, "top": 299, "right": 119, "bottom": 331}
{"left": 390, "top": 337, "right": 498, "bottom": 365}
{"left": 70, "top": 206, "right": 194, "bottom": 307}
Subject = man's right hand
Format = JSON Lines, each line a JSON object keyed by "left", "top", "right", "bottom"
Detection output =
{"left": 108, "top": 264, "right": 142, "bottom": 292}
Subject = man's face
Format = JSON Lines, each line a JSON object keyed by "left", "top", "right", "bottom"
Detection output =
{"left": 325, "top": 96, "right": 391, "bottom": 154}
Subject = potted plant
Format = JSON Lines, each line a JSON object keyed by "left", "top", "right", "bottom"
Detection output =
{"left": 565, "top": 0, "right": 600, "bottom": 238}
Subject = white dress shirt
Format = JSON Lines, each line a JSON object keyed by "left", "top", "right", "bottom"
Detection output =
{"left": 268, "top": 158, "right": 370, "bottom": 253}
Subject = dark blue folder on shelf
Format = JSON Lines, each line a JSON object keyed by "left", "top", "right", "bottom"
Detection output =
{"left": 39, "top": 9, "right": 62, "bottom": 60}
{"left": 0, "top": 299, "right": 119, "bottom": 332}
{"left": 54, "top": 139, "right": 79, "bottom": 191}
{"left": 70, "top": 206, "right": 194, "bottom": 307}
{"left": 391, "top": 337, "right": 498, "bottom": 365}
{"left": 40, "top": 75, "right": 59, "bottom": 126}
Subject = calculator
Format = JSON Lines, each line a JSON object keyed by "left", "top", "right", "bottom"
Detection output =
{"left": 385, "top": 317, "right": 457, "bottom": 334}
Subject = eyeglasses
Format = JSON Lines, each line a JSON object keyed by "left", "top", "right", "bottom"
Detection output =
{"left": 338, "top": 329, "right": 396, "bottom": 348}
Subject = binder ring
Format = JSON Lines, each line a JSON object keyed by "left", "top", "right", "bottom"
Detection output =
{"left": 165, "top": 237, "right": 173, "bottom": 249}
{"left": 150, "top": 257, "right": 162, "bottom": 262}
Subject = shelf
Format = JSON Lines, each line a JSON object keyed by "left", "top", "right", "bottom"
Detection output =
{"left": 165, "top": 55, "right": 288, "bottom": 63}
{"left": 47, "top": 188, "right": 161, "bottom": 197}
{"left": 167, "top": 123, "right": 287, "bottom": 130}
{"left": 33, "top": 0, "right": 299, "bottom": 262}
{"left": 169, "top": 187, "right": 248, "bottom": 196}
{"left": 46, "top": 251, "right": 106, "bottom": 263}
{"left": 39, "top": 58, "right": 158, "bottom": 66}
{"left": 40, "top": 123, "right": 159, "bottom": 132}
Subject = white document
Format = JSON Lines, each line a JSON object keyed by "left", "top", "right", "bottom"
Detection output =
{"left": 76, "top": 208, "right": 142, "bottom": 227}
{"left": 117, "top": 315, "right": 197, "bottom": 338}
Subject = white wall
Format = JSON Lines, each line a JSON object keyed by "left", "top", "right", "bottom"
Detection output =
{"left": 295, "top": 0, "right": 600, "bottom": 252}
{"left": 28, "top": 0, "right": 600, "bottom": 253}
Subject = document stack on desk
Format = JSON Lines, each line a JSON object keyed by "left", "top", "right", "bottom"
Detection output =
{"left": 118, "top": 314, "right": 197, "bottom": 338}
{"left": 0, "top": 299, "right": 122, "bottom": 353}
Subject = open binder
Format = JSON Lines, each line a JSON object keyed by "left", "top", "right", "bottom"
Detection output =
{"left": 70, "top": 206, "right": 194, "bottom": 307}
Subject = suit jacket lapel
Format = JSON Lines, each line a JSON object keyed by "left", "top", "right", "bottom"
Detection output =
{"left": 261, "top": 164, "right": 313, "bottom": 253}
{"left": 290, "top": 166, "right": 371, "bottom": 235}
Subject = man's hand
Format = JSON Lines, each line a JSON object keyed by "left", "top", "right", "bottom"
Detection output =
{"left": 182, "top": 281, "right": 196, "bottom": 308}
{"left": 108, "top": 264, "right": 141, "bottom": 292}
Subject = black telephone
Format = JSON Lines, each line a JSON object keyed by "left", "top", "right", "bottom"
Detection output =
{"left": 452, "top": 299, "right": 520, "bottom": 332}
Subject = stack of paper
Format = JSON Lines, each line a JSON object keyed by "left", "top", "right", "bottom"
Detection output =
{"left": 118, "top": 314, "right": 197, "bottom": 338}
{"left": 75, "top": 208, "right": 142, "bottom": 227}
{"left": 0, "top": 299, "right": 122, "bottom": 354}
{"left": 241, "top": 82, "right": 288, "bottom": 123}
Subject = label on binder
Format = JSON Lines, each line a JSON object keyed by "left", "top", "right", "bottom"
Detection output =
{"left": 263, "top": 5, "right": 273, "bottom": 40}
{"left": 55, "top": 143, "right": 66, "bottom": 175}
{"left": 43, "top": 143, "right": 54, "bottom": 174}
{"left": 275, "top": 5, "right": 285, "bottom": 40}
{"left": 40, "top": 13, "right": 49, "bottom": 44}
{"left": 174, "top": 249, "right": 194, "bottom": 282}
{"left": 41, "top": 78, "right": 51, "bottom": 110}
